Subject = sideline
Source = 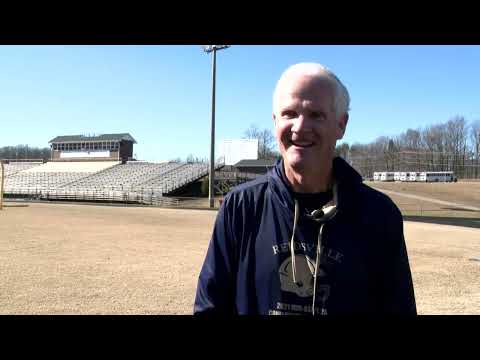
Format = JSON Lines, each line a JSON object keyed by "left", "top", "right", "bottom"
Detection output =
{"left": 374, "top": 188, "right": 480, "bottom": 212}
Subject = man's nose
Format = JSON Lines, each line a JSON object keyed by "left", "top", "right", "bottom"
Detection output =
{"left": 291, "top": 115, "right": 312, "bottom": 133}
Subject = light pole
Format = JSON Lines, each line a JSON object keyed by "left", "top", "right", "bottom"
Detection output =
{"left": 202, "top": 45, "right": 230, "bottom": 208}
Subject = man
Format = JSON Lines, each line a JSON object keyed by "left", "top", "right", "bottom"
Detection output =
{"left": 194, "top": 63, "right": 416, "bottom": 315}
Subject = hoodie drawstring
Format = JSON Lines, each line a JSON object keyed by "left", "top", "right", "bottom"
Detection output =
{"left": 290, "top": 183, "right": 338, "bottom": 316}
{"left": 290, "top": 199, "right": 300, "bottom": 285}
{"left": 289, "top": 199, "right": 325, "bottom": 316}
{"left": 312, "top": 222, "right": 325, "bottom": 316}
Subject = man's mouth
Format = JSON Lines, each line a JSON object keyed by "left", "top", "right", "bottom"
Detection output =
{"left": 290, "top": 140, "right": 314, "bottom": 148}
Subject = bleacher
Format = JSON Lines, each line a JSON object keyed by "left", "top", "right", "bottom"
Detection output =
{"left": 24, "top": 161, "right": 119, "bottom": 173}
{"left": 141, "top": 162, "right": 211, "bottom": 194}
{"left": 3, "top": 162, "right": 43, "bottom": 177}
{"left": 5, "top": 172, "right": 92, "bottom": 193}
{"left": 1, "top": 130, "right": 236, "bottom": 204}
{"left": 4, "top": 161, "right": 119, "bottom": 194}
{"left": 64, "top": 161, "right": 183, "bottom": 190}
{"left": 3, "top": 160, "right": 224, "bottom": 203}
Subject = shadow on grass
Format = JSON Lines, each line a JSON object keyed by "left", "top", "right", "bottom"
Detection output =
{"left": 403, "top": 215, "right": 480, "bottom": 229}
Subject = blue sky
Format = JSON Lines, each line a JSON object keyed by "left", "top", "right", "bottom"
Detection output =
{"left": 0, "top": 45, "right": 479, "bottom": 161}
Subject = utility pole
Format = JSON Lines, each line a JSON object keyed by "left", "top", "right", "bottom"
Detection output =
{"left": 202, "top": 45, "right": 230, "bottom": 208}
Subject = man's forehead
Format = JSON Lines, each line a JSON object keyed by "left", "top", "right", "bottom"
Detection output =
{"left": 278, "top": 73, "right": 333, "bottom": 96}
{"left": 284, "top": 73, "right": 333, "bottom": 92}
{"left": 277, "top": 79, "right": 334, "bottom": 108}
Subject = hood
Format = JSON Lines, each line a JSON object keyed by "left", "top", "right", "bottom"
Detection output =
{"left": 267, "top": 156, "right": 363, "bottom": 215}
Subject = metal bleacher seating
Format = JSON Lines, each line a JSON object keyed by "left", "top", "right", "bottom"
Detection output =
{"left": 4, "top": 159, "right": 224, "bottom": 203}
{"left": 4, "top": 161, "right": 118, "bottom": 194}
{"left": 3, "top": 162, "right": 43, "bottom": 177}
{"left": 63, "top": 161, "right": 184, "bottom": 191}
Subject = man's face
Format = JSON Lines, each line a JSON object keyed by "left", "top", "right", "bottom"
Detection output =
{"left": 273, "top": 74, "right": 348, "bottom": 174}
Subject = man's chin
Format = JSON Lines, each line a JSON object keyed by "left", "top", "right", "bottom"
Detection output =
{"left": 285, "top": 155, "right": 310, "bottom": 172}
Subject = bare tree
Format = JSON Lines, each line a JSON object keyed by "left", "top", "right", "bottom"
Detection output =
{"left": 444, "top": 116, "right": 468, "bottom": 177}
{"left": 0, "top": 145, "right": 50, "bottom": 161}
{"left": 404, "top": 128, "right": 422, "bottom": 150}
{"left": 421, "top": 123, "right": 447, "bottom": 171}
{"left": 185, "top": 154, "right": 208, "bottom": 163}
{"left": 471, "top": 120, "right": 480, "bottom": 178}
{"left": 335, "top": 142, "right": 350, "bottom": 160}
{"left": 349, "top": 142, "right": 374, "bottom": 177}
{"left": 243, "top": 124, "right": 279, "bottom": 159}
{"left": 346, "top": 117, "right": 479, "bottom": 179}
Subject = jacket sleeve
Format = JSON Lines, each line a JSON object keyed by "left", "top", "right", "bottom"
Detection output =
{"left": 193, "top": 196, "right": 238, "bottom": 315}
{"left": 379, "top": 204, "right": 417, "bottom": 314}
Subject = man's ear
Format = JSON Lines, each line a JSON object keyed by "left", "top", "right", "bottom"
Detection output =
{"left": 336, "top": 113, "right": 349, "bottom": 140}
{"left": 272, "top": 113, "right": 277, "bottom": 124}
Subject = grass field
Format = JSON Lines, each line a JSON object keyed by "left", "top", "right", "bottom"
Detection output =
{"left": 0, "top": 201, "right": 479, "bottom": 314}
{"left": 368, "top": 181, "right": 480, "bottom": 210}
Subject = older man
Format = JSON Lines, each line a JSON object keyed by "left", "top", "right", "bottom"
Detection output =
{"left": 194, "top": 63, "right": 416, "bottom": 315}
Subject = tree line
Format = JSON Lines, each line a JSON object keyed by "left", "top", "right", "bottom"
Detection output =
{"left": 335, "top": 116, "right": 480, "bottom": 179}
{"left": 169, "top": 155, "right": 209, "bottom": 163}
{"left": 0, "top": 145, "right": 50, "bottom": 161}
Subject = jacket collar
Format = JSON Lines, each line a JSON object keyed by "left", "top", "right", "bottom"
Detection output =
{"left": 268, "top": 156, "right": 362, "bottom": 215}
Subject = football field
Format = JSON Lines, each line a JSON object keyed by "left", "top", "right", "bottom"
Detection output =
{"left": 0, "top": 202, "right": 478, "bottom": 314}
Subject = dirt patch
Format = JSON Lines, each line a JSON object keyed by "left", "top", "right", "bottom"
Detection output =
{"left": 0, "top": 202, "right": 478, "bottom": 314}
{"left": 404, "top": 222, "right": 480, "bottom": 314}
{"left": 0, "top": 202, "right": 215, "bottom": 314}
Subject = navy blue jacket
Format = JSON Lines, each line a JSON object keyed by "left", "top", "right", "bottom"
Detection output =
{"left": 194, "top": 157, "right": 417, "bottom": 315}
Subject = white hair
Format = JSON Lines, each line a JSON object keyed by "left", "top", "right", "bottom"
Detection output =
{"left": 273, "top": 62, "right": 350, "bottom": 118}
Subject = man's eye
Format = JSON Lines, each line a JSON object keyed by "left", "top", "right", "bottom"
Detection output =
{"left": 311, "top": 112, "right": 324, "bottom": 119}
{"left": 282, "top": 111, "right": 297, "bottom": 119}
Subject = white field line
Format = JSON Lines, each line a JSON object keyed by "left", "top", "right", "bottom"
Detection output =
{"left": 376, "top": 189, "right": 480, "bottom": 212}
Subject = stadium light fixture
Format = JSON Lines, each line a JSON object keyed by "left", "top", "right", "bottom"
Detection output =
{"left": 202, "top": 45, "right": 230, "bottom": 208}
